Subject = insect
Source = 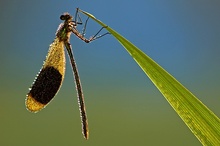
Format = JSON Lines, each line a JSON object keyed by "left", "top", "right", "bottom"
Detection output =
{"left": 25, "top": 8, "right": 108, "bottom": 139}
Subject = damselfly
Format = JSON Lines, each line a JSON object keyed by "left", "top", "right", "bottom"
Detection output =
{"left": 25, "top": 8, "right": 108, "bottom": 139}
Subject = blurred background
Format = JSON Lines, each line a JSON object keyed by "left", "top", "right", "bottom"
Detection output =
{"left": 0, "top": 0, "right": 220, "bottom": 145}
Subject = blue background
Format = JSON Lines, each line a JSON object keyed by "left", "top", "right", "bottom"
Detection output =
{"left": 0, "top": 0, "right": 219, "bottom": 145}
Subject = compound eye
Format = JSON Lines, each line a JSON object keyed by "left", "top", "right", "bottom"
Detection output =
{"left": 60, "top": 13, "right": 72, "bottom": 20}
{"left": 60, "top": 15, "right": 65, "bottom": 20}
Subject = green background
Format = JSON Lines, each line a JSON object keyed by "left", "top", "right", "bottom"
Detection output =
{"left": 0, "top": 0, "right": 219, "bottom": 145}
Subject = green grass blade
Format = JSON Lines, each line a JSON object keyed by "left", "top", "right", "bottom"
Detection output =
{"left": 79, "top": 9, "right": 220, "bottom": 145}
